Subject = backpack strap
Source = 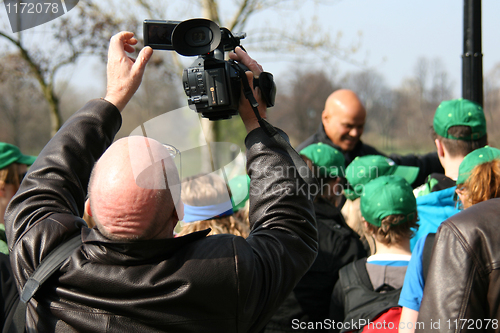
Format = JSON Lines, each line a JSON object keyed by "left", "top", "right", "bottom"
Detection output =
{"left": 339, "top": 258, "right": 369, "bottom": 291}
{"left": 353, "top": 258, "right": 374, "bottom": 291}
{"left": 422, "top": 233, "right": 436, "bottom": 284}
{"left": 4, "top": 233, "right": 82, "bottom": 333}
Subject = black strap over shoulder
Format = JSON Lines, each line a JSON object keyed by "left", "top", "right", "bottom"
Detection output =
{"left": 338, "top": 258, "right": 403, "bottom": 332}
{"left": 353, "top": 258, "right": 373, "bottom": 291}
{"left": 338, "top": 258, "right": 370, "bottom": 292}
{"left": 4, "top": 234, "right": 82, "bottom": 333}
{"left": 235, "top": 62, "right": 317, "bottom": 200}
{"left": 422, "top": 233, "right": 436, "bottom": 284}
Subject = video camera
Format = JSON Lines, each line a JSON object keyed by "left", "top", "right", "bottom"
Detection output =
{"left": 144, "top": 18, "right": 275, "bottom": 120}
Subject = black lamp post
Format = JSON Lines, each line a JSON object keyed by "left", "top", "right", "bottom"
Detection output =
{"left": 462, "top": 0, "right": 483, "bottom": 106}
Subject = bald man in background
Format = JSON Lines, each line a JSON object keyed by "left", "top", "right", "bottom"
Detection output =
{"left": 5, "top": 31, "right": 318, "bottom": 332}
{"left": 297, "top": 89, "right": 443, "bottom": 187}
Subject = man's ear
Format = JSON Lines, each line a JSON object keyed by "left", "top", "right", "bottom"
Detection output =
{"left": 321, "top": 109, "right": 329, "bottom": 122}
{"left": 85, "top": 199, "right": 92, "bottom": 217}
{"left": 362, "top": 220, "right": 370, "bottom": 232}
{"left": 435, "top": 139, "right": 445, "bottom": 158}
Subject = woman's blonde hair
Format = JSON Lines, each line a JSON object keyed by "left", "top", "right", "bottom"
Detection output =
{"left": 462, "top": 159, "right": 500, "bottom": 206}
{"left": 177, "top": 215, "right": 249, "bottom": 238}
{"left": 182, "top": 174, "right": 230, "bottom": 206}
{"left": 0, "top": 163, "right": 22, "bottom": 191}
{"left": 179, "top": 174, "right": 250, "bottom": 238}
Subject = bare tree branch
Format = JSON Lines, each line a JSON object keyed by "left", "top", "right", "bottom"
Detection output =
{"left": 0, "top": 31, "right": 61, "bottom": 135}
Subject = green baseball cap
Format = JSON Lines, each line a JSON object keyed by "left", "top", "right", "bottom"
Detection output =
{"left": 360, "top": 175, "right": 417, "bottom": 227}
{"left": 0, "top": 142, "right": 37, "bottom": 170}
{"left": 228, "top": 175, "right": 250, "bottom": 212}
{"left": 433, "top": 98, "right": 487, "bottom": 140}
{"left": 456, "top": 146, "right": 500, "bottom": 185}
{"left": 343, "top": 155, "right": 419, "bottom": 200}
{"left": 299, "top": 143, "right": 345, "bottom": 178}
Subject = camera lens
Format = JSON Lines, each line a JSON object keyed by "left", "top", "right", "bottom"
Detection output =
{"left": 185, "top": 27, "right": 212, "bottom": 47}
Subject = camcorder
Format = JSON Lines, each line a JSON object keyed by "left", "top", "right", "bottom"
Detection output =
{"left": 144, "top": 18, "right": 276, "bottom": 120}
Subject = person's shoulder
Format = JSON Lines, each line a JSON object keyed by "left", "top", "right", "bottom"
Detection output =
{"left": 446, "top": 198, "right": 500, "bottom": 231}
{"left": 438, "top": 199, "right": 500, "bottom": 267}
{"left": 357, "top": 141, "right": 385, "bottom": 156}
{"left": 411, "top": 236, "right": 428, "bottom": 258}
{"left": 416, "top": 185, "right": 456, "bottom": 205}
{"left": 296, "top": 133, "right": 319, "bottom": 151}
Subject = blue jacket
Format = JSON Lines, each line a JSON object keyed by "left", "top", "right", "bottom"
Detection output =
{"left": 411, "top": 186, "right": 460, "bottom": 251}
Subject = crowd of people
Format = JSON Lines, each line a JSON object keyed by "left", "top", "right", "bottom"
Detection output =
{"left": 0, "top": 29, "right": 498, "bottom": 333}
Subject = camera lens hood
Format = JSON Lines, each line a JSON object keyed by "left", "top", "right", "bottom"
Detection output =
{"left": 172, "top": 18, "right": 221, "bottom": 56}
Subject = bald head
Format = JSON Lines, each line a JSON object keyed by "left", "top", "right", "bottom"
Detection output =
{"left": 322, "top": 89, "right": 366, "bottom": 151}
{"left": 88, "top": 136, "right": 182, "bottom": 240}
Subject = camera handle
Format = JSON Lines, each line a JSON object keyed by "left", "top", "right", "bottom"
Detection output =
{"left": 234, "top": 63, "right": 318, "bottom": 196}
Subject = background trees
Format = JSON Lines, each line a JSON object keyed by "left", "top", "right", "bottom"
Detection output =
{"left": 0, "top": 1, "right": 138, "bottom": 138}
{"left": 1, "top": 0, "right": 499, "bottom": 156}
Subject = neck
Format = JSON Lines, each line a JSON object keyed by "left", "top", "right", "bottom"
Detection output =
{"left": 441, "top": 155, "right": 465, "bottom": 180}
{"left": 372, "top": 238, "right": 411, "bottom": 256}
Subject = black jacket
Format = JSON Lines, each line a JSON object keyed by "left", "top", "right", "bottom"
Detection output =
{"left": 296, "top": 124, "right": 444, "bottom": 187}
{"left": 296, "top": 124, "right": 383, "bottom": 167}
{"left": 5, "top": 99, "right": 318, "bottom": 332}
{"left": 417, "top": 198, "right": 500, "bottom": 333}
{"left": 263, "top": 198, "right": 366, "bottom": 332}
{"left": 0, "top": 253, "right": 17, "bottom": 331}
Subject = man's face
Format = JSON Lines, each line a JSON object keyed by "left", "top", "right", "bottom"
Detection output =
{"left": 323, "top": 105, "right": 365, "bottom": 151}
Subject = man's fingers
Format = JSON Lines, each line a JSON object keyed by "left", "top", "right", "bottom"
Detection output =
{"left": 132, "top": 46, "right": 153, "bottom": 75}
{"left": 232, "top": 47, "right": 263, "bottom": 78}
{"left": 127, "top": 37, "right": 138, "bottom": 46}
{"left": 124, "top": 44, "right": 135, "bottom": 53}
{"left": 109, "top": 31, "right": 135, "bottom": 55}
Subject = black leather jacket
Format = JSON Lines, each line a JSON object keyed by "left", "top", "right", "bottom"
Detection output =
{"left": 5, "top": 99, "right": 318, "bottom": 332}
{"left": 416, "top": 198, "right": 500, "bottom": 333}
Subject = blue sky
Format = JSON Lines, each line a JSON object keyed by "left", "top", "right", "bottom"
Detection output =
{"left": 249, "top": 0, "right": 500, "bottom": 98}
{"left": 2, "top": 0, "right": 499, "bottom": 99}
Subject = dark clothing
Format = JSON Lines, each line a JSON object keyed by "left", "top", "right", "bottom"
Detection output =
{"left": 297, "top": 124, "right": 383, "bottom": 167}
{"left": 414, "top": 173, "right": 456, "bottom": 197}
{"left": 0, "top": 253, "right": 17, "bottom": 331}
{"left": 425, "top": 173, "right": 456, "bottom": 192}
{"left": 417, "top": 198, "right": 500, "bottom": 332}
{"left": 330, "top": 260, "right": 407, "bottom": 333}
{"left": 5, "top": 99, "right": 318, "bottom": 332}
{"left": 297, "top": 124, "right": 444, "bottom": 187}
{"left": 264, "top": 198, "right": 367, "bottom": 332}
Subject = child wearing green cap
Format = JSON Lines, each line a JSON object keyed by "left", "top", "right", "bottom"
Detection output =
{"left": 0, "top": 142, "right": 37, "bottom": 254}
{"left": 330, "top": 175, "right": 418, "bottom": 331}
{"left": 455, "top": 146, "right": 500, "bottom": 209}
{"left": 398, "top": 146, "right": 500, "bottom": 333}
{"left": 415, "top": 146, "right": 500, "bottom": 328}
{"left": 411, "top": 98, "right": 488, "bottom": 251}
{"left": 341, "top": 155, "right": 420, "bottom": 254}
